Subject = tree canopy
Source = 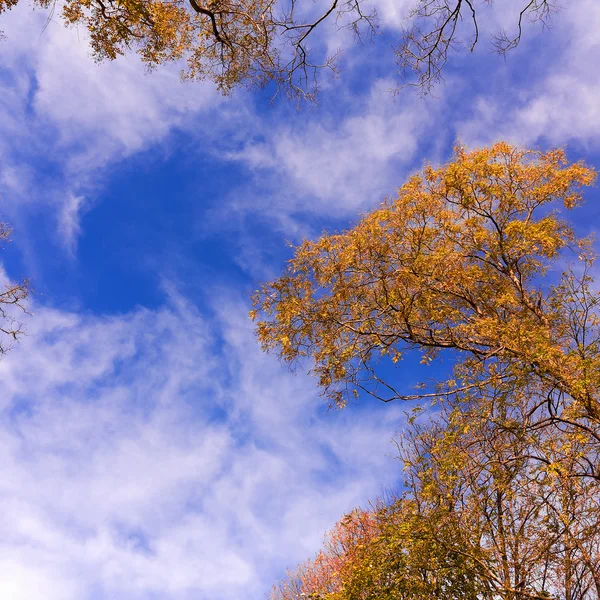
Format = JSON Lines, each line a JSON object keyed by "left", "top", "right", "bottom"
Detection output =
{"left": 0, "top": 0, "right": 560, "bottom": 98}
{"left": 251, "top": 143, "right": 598, "bottom": 427}
{"left": 258, "top": 142, "right": 600, "bottom": 599}
{"left": 271, "top": 395, "right": 600, "bottom": 600}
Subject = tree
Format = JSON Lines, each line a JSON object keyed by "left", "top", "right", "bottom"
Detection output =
{"left": 395, "top": 397, "right": 600, "bottom": 599}
{"left": 0, "top": 222, "right": 29, "bottom": 356}
{"left": 251, "top": 143, "right": 599, "bottom": 440}
{"left": 270, "top": 509, "right": 380, "bottom": 600}
{"left": 271, "top": 501, "right": 487, "bottom": 600}
{"left": 0, "top": 0, "right": 560, "bottom": 98}
{"left": 271, "top": 396, "right": 600, "bottom": 600}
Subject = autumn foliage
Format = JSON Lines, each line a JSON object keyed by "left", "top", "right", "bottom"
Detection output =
{"left": 258, "top": 144, "right": 600, "bottom": 598}
{"left": 1, "top": 0, "right": 560, "bottom": 98}
{"left": 252, "top": 143, "right": 598, "bottom": 423}
{"left": 271, "top": 509, "right": 379, "bottom": 600}
{"left": 272, "top": 398, "right": 600, "bottom": 599}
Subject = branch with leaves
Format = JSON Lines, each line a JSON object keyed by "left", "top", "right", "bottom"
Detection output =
{"left": 252, "top": 143, "right": 598, "bottom": 422}
{"left": 0, "top": 223, "right": 29, "bottom": 357}
{"left": 2, "top": 0, "right": 560, "bottom": 99}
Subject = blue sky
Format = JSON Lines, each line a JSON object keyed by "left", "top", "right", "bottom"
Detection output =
{"left": 0, "top": 1, "right": 599, "bottom": 598}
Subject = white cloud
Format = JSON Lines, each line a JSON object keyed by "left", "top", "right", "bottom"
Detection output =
{"left": 372, "top": 0, "right": 414, "bottom": 30}
{"left": 0, "top": 4, "right": 224, "bottom": 251}
{"left": 0, "top": 287, "right": 403, "bottom": 599}
{"left": 228, "top": 78, "right": 442, "bottom": 221}
{"left": 57, "top": 192, "right": 86, "bottom": 255}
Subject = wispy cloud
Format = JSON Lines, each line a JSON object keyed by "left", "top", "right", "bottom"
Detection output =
{"left": 57, "top": 193, "right": 86, "bottom": 255}
{"left": 226, "top": 78, "right": 445, "bottom": 226}
{"left": 0, "top": 287, "right": 403, "bottom": 600}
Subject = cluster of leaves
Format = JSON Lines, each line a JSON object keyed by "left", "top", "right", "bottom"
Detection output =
{"left": 1, "top": 0, "right": 559, "bottom": 98}
{"left": 252, "top": 143, "right": 598, "bottom": 426}
{"left": 1, "top": 0, "right": 371, "bottom": 99}
{"left": 271, "top": 394, "right": 600, "bottom": 599}
{"left": 256, "top": 143, "right": 600, "bottom": 598}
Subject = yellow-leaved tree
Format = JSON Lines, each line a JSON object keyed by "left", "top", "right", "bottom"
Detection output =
{"left": 257, "top": 142, "right": 600, "bottom": 600}
{"left": 251, "top": 143, "right": 600, "bottom": 453}
{"left": 0, "top": 0, "right": 561, "bottom": 98}
{"left": 271, "top": 393, "right": 600, "bottom": 599}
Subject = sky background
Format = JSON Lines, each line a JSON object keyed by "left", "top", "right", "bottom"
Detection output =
{"left": 0, "top": 1, "right": 599, "bottom": 598}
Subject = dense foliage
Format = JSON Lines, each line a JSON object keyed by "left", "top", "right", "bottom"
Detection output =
{"left": 252, "top": 144, "right": 598, "bottom": 433}
{"left": 256, "top": 144, "right": 600, "bottom": 599}
{"left": 271, "top": 397, "right": 600, "bottom": 599}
